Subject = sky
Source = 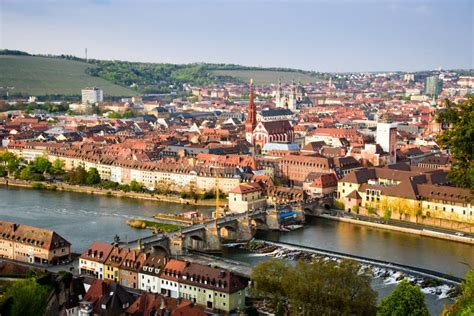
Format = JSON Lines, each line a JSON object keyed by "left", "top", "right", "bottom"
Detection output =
{"left": 1, "top": 0, "right": 473, "bottom": 72}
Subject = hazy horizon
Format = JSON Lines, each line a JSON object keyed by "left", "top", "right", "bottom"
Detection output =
{"left": 1, "top": 0, "right": 473, "bottom": 72}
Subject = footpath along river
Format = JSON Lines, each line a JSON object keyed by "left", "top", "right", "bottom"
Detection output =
{"left": 0, "top": 186, "right": 472, "bottom": 315}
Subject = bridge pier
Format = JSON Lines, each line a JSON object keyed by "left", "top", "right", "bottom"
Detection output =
{"left": 265, "top": 210, "right": 280, "bottom": 230}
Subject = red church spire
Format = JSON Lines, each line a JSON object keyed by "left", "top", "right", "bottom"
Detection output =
{"left": 246, "top": 79, "right": 257, "bottom": 132}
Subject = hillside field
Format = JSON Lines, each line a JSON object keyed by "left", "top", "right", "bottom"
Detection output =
{"left": 0, "top": 55, "right": 135, "bottom": 96}
{"left": 212, "top": 69, "right": 320, "bottom": 85}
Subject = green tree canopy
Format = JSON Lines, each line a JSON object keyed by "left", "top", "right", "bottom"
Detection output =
{"left": 86, "top": 167, "right": 101, "bottom": 185}
{"left": 2, "top": 278, "right": 49, "bottom": 316}
{"left": 378, "top": 279, "right": 429, "bottom": 316}
{"left": 436, "top": 96, "right": 474, "bottom": 192}
{"left": 18, "top": 166, "right": 35, "bottom": 181}
{"left": 0, "top": 152, "right": 21, "bottom": 174}
{"left": 64, "top": 166, "right": 87, "bottom": 185}
{"left": 443, "top": 269, "right": 474, "bottom": 316}
{"left": 50, "top": 159, "right": 65, "bottom": 175}
{"left": 251, "top": 258, "right": 377, "bottom": 316}
{"left": 251, "top": 259, "right": 291, "bottom": 309}
{"left": 32, "top": 157, "right": 51, "bottom": 174}
{"left": 129, "top": 180, "right": 145, "bottom": 192}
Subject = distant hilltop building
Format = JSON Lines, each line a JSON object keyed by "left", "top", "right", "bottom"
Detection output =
{"left": 82, "top": 87, "right": 103, "bottom": 105}
{"left": 275, "top": 80, "right": 312, "bottom": 110}
{"left": 424, "top": 76, "right": 443, "bottom": 97}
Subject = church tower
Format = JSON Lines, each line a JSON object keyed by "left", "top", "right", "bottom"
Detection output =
{"left": 275, "top": 79, "right": 283, "bottom": 108}
{"left": 288, "top": 80, "right": 297, "bottom": 110}
{"left": 245, "top": 79, "right": 257, "bottom": 144}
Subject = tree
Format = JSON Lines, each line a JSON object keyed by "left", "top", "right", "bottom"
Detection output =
{"left": 3, "top": 278, "right": 49, "bottom": 316}
{"left": 0, "top": 152, "right": 21, "bottom": 175}
{"left": 50, "top": 159, "right": 65, "bottom": 175}
{"left": 18, "top": 166, "right": 34, "bottom": 181}
{"left": 64, "top": 166, "right": 87, "bottom": 185}
{"left": 129, "top": 180, "right": 145, "bottom": 192}
{"left": 86, "top": 168, "right": 101, "bottom": 185}
{"left": 107, "top": 111, "right": 122, "bottom": 119}
{"left": 442, "top": 269, "right": 474, "bottom": 316}
{"left": 0, "top": 165, "right": 7, "bottom": 177}
{"left": 251, "top": 259, "right": 291, "bottom": 309}
{"left": 378, "top": 279, "right": 429, "bottom": 316}
{"left": 251, "top": 259, "right": 377, "bottom": 315}
{"left": 32, "top": 157, "right": 51, "bottom": 174}
{"left": 436, "top": 97, "right": 474, "bottom": 192}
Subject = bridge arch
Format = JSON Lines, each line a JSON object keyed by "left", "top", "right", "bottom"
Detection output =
{"left": 250, "top": 218, "right": 266, "bottom": 229}
{"left": 219, "top": 225, "right": 237, "bottom": 240}
{"left": 151, "top": 245, "right": 169, "bottom": 256}
{"left": 189, "top": 234, "right": 203, "bottom": 241}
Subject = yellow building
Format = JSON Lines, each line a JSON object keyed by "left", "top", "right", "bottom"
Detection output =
{"left": 338, "top": 166, "right": 473, "bottom": 224}
{"left": 177, "top": 262, "right": 248, "bottom": 313}
{"left": 103, "top": 246, "right": 130, "bottom": 282}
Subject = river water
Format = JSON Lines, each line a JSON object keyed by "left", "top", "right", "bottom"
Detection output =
{"left": 0, "top": 186, "right": 472, "bottom": 315}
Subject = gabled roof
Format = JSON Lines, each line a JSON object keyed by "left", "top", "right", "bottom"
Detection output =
{"left": 80, "top": 242, "right": 114, "bottom": 264}
{"left": 0, "top": 221, "right": 70, "bottom": 251}
{"left": 229, "top": 182, "right": 262, "bottom": 194}
{"left": 180, "top": 262, "right": 249, "bottom": 294}
{"left": 260, "top": 108, "right": 294, "bottom": 117}
{"left": 259, "top": 120, "right": 292, "bottom": 134}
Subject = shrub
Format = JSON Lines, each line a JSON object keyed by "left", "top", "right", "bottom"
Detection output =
{"left": 334, "top": 200, "right": 345, "bottom": 210}
{"left": 31, "top": 182, "right": 45, "bottom": 190}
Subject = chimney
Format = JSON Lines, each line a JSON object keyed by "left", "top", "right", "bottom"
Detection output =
{"left": 101, "top": 281, "right": 107, "bottom": 296}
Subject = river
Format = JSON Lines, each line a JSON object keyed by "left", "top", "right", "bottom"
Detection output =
{"left": 0, "top": 186, "right": 472, "bottom": 315}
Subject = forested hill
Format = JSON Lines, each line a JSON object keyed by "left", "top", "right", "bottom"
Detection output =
{"left": 0, "top": 50, "right": 328, "bottom": 97}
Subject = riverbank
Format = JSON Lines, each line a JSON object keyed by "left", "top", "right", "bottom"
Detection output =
{"left": 0, "top": 177, "right": 223, "bottom": 206}
{"left": 316, "top": 214, "right": 474, "bottom": 245}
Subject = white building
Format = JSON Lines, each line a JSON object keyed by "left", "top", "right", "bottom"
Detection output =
{"left": 376, "top": 118, "right": 397, "bottom": 165}
{"left": 82, "top": 88, "right": 103, "bottom": 104}
{"left": 79, "top": 242, "right": 114, "bottom": 280}
{"left": 138, "top": 255, "right": 167, "bottom": 294}
{"left": 228, "top": 182, "right": 267, "bottom": 213}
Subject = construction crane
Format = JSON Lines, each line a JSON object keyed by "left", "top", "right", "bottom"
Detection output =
{"left": 214, "top": 177, "right": 220, "bottom": 226}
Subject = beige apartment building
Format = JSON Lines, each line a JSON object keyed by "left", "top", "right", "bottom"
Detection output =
{"left": 0, "top": 221, "right": 71, "bottom": 265}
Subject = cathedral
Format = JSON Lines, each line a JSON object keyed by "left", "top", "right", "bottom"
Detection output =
{"left": 245, "top": 80, "right": 294, "bottom": 153}
{"left": 275, "top": 80, "right": 313, "bottom": 110}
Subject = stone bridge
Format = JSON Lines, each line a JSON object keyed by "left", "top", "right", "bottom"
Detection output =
{"left": 296, "top": 196, "right": 334, "bottom": 216}
{"left": 123, "top": 196, "right": 333, "bottom": 256}
{"left": 123, "top": 209, "right": 276, "bottom": 256}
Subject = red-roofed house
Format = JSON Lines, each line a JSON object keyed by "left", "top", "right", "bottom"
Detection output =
{"left": 228, "top": 182, "right": 266, "bottom": 213}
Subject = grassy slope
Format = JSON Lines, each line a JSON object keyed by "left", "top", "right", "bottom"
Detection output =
{"left": 0, "top": 55, "right": 135, "bottom": 96}
{"left": 212, "top": 69, "right": 320, "bottom": 85}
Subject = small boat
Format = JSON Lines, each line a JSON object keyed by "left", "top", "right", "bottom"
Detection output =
{"left": 286, "top": 224, "right": 304, "bottom": 231}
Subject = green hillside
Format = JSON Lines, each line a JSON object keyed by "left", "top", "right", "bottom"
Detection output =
{"left": 0, "top": 55, "right": 136, "bottom": 97}
{"left": 211, "top": 69, "right": 320, "bottom": 85}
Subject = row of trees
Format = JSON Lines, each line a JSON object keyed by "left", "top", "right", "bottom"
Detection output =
{"left": 62, "top": 166, "right": 147, "bottom": 192}
{"left": 252, "top": 259, "right": 473, "bottom": 316}
{"left": 0, "top": 153, "right": 65, "bottom": 181}
{"left": 2, "top": 153, "right": 226, "bottom": 199}
{"left": 0, "top": 101, "right": 69, "bottom": 113}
